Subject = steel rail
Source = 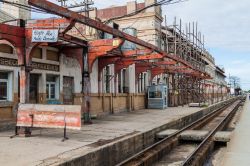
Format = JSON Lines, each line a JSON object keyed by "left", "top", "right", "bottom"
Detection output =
{"left": 182, "top": 99, "right": 241, "bottom": 166}
{"left": 117, "top": 98, "right": 238, "bottom": 166}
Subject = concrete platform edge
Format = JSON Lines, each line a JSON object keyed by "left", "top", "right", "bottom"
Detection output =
{"left": 36, "top": 98, "right": 236, "bottom": 166}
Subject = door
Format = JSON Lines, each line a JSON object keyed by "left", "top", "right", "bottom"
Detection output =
{"left": 29, "top": 74, "right": 39, "bottom": 103}
{"left": 63, "top": 76, "right": 74, "bottom": 105}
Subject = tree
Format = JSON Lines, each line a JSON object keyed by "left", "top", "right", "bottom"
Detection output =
{"left": 228, "top": 76, "right": 241, "bottom": 95}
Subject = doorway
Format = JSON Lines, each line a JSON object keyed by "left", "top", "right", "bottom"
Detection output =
{"left": 63, "top": 76, "right": 74, "bottom": 105}
{"left": 29, "top": 74, "right": 39, "bottom": 103}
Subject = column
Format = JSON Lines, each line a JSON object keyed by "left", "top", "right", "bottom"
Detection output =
{"left": 19, "top": 66, "right": 30, "bottom": 104}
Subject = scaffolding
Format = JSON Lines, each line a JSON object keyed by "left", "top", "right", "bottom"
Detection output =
{"left": 164, "top": 17, "right": 208, "bottom": 106}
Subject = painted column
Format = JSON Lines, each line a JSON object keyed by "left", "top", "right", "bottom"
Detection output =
{"left": 83, "top": 49, "right": 91, "bottom": 123}
{"left": 19, "top": 66, "right": 30, "bottom": 104}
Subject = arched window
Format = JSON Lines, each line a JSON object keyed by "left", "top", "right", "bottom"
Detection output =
{"left": 0, "top": 44, "right": 14, "bottom": 54}
{"left": 32, "top": 47, "right": 42, "bottom": 59}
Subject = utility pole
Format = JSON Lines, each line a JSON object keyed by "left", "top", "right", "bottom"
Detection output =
{"left": 57, "top": 0, "right": 94, "bottom": 123}
{"left": 58, "top": 0, "right": 94, "bottom": 17}
{"left": 57, "top": 0, "right": 67, "bottom": 7}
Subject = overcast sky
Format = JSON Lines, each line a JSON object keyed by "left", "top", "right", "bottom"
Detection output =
{"left": 32, "top": 0, "right": 250, "bottom": 90}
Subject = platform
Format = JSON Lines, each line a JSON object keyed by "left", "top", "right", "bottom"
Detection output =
{"left": 0, "top": 106, "right": 201, "bottom": 166}
{"left": 222, "top": 96, "right": 250, "bottom": 166}
{"left": 0, "top": 100, "right": 231, "bottom": 166}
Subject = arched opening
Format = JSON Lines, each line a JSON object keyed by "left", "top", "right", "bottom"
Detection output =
{"left": 0, "top": 40, "right": 16, "bottom": 55}
{"left": 0, "top": 39, "right": 19, "bottom": 106}
{"left": 99, "top": 64, "right": 115, "bottom": 94}
{"left": 137, "top": 72, "right": 149, "bottom": 93}
{"left": 152, "top": 73, "right": 168, "bottom": 85}
{"left": 31, "top": 47, "right": 42, "bottom": 59}
{"left": 0, "top": 44, "right": 14, "bottom": 54}
{"left": 117, "top": 68, "right": 127, "bottom": 93}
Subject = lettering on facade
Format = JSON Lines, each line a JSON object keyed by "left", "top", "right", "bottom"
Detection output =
{"left": 32, "top": 29, "right": 59, "bottom": 43}
{"left": 0, "top": 57, "right": 18, "bottom": 66}
{"left": 0, "top": 57, "right": 59, "bottom": 72}
{"left": 31, "top": 62, "right": 60, "bottom": 72}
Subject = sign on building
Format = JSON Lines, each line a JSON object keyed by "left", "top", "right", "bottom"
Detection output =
{"left": 32, "top": 29, "right": 59, "bottom": 42}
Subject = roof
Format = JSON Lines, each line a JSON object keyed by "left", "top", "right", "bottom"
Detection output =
{"left": 97, "top": 3, "right": 145, "bottom": 20}
{"left": 216, "top": 66, "right": 226, "bottom": 77}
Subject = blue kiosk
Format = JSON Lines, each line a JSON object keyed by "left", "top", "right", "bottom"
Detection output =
{"left": 147, "top": 84, "right": 168, "bottom": 109}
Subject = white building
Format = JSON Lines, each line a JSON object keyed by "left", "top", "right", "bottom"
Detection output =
{"left": 0, "top": 0, "right": 31, "bottom": 22}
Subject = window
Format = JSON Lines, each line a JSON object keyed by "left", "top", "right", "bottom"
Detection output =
{"left": 32, "top": 48, "right": 42, "bottom": 59}
{"left": 118, "top": 69, "right": 128, "bottom": 93}
{"left": 46, "top": 49, "right": 59, "bottom": 61}
{"left": 122, "top": 69, "right": 128, "bottom": 93}
{"left": 0, "top": 72, "right": 8, "bottom": 101}
{"left": 148, "top": 86, "right": 163, "bottom": 99}
{"left": 0, "top": 44, "right": 14, "bottom": 54}
{"left": 149, "top": 91, "right": 162, "bottom": 99}
{"left": 46, "top": 75, "right": 58, "bottom": 100}
{"left": 104, "top": 66, "right": 111, "bottom": 93}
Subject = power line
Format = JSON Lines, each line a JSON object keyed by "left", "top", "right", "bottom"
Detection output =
{"left": 0, "top": 0, "right": 48, "bottom": 14}
{"left": 57, "top": 0, "right": 94, "bottom": 15}
{"left": 104, "top": 0, "right": 188, "bottom": 24}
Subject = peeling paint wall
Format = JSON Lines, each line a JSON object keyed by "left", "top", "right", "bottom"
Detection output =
{"left": 90, "top": 59, "right": 99, "bottom": 93}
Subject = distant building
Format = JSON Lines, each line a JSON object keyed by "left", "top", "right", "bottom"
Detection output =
{"left": 0, "top": 0, "right": 31, "bottom": 22}
{"left": 215, "top": 66, "right": 227, "bottom": 86}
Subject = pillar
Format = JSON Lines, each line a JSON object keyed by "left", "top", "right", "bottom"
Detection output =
{"left": 19, "top": 66, "right": 30, "bottom": 104}
{"left": 83, "top": 50, "right": 92, "bottom": 123}
{"left": 18, "top": 66, "right": 31, "bottom": 136}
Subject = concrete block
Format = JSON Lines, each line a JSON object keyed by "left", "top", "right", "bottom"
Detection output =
{"left": 156, "top": 129, "right": 178, "bottom": 139}
{"left": 181, "top": 130, "right": 209, "bottom": 141}
{"left": 157, "top": 129, "right": 232, "bottom": 143}
{"left": 214, "top": 131, "right": 232, "bottom": 142}
{"left": 189, "top": 103, "right": 206, "bottom": 107}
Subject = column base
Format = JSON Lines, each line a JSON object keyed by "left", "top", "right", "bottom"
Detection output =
{"left": 83, "top": 112, "right": 92, "bottom": 124}
{"left": 18, "top": 127, "right": 32, "bottom": 137}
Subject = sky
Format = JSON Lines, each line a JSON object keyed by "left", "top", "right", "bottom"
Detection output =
{"left": 32, "top": 0, "right": 250, "bottom": 90}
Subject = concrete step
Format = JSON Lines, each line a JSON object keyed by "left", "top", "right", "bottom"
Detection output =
{"left": 189, "top": 103, "right": 207, "bottom": 107}
{"left": 156, "top": 129, "right": 232, "bottom": 143}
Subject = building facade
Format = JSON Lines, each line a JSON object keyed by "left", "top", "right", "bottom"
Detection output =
{"left": 0, "top": 38, "right": 82, "bottom": 119}
{"left": 0, "top": 0, "right": 229, "bottom": 121}
{"left": 0, "top": 0, "right": 31, "bottom": 22}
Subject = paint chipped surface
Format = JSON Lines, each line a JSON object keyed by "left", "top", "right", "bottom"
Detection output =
{"left": 17, "top": 104, "right": 82, "bottom": 130}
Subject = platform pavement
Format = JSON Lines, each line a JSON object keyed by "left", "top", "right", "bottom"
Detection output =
{"left": 0, "top": 105, "right": 204, "bottom": 166}
{"left": 222, "top": 96, "right": 250, "bottom": 166}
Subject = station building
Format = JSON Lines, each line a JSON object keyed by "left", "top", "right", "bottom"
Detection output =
{"left": 0, "top": 0, "right": 228, "bottom": 121}
{"left": 0, "top": 26, "right": 82, "bottom": 119}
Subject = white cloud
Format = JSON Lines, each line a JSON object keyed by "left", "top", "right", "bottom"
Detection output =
{"left": 163, "top": 0, "right": 250, "bottom": 53}
{"left": 230, "top": 60, "right": 245, "bottom": 65}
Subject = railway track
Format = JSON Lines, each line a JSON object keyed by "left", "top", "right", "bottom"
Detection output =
{"left": 182, "top": 100, "right": 241, "bottom": 166}
{"left": 116, "top": 97, "right": 243, "bottom": 166}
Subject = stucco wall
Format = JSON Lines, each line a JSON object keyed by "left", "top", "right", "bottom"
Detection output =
{"left": 74, "top": 93, "right": 146, "bottom": 117}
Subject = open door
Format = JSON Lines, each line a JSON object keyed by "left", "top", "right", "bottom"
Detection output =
{"left": 29, "top": 74, "right": 39, "bottom": 103}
